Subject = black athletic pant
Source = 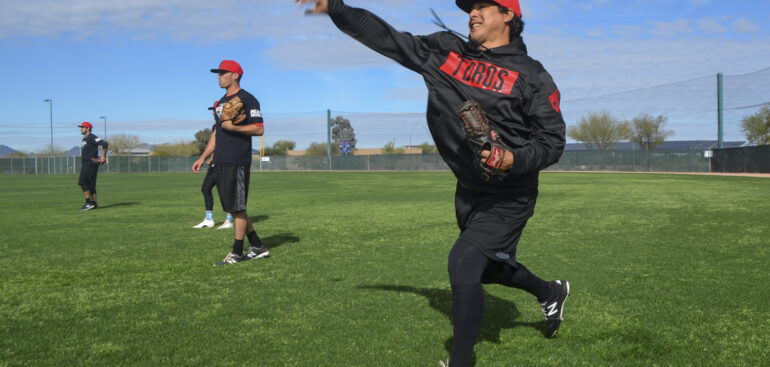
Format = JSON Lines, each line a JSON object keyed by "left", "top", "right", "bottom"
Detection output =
{"left": 447, "top": 241, "right": 550, "bottom": 367}
{"left": 201, "top": 167, "right": 216, "bottom": 211}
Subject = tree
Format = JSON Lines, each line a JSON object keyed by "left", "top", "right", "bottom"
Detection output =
{"left": 567, "top": 112, "right": 630, "bottom": 150}
{"left": 6, "top": 151, "right": 28, "bottom": 157}
{"left": 304, "top": 142, "right": 339, "bottom": 156}
{"left": 194, "top": 128, "right": 212, "bottom": 155}
{"left": 34, "top": 145, "right": 68, "bottom": 156}
{"left": 629, "top": 114, "right": 673, "bottom": 150}
{"left": 382, "top": 140, "right": 406, "bottom": 154}
{"left": 740, "top": 104, "right": 770, "bottom": 146}
{"left": 419, "top": 141, "right": 438, "bottom": 154}
{"left": 151, "top": 141, "right": 198, "bottom": 156}
{"left": 331, "top": 116, "right": 357, "bottom": 150}
{"left": 264, "top": 140, "right": 296, "bottom": 156}
{"left": 109, "top": 133, "right": 143, "bottom": 155}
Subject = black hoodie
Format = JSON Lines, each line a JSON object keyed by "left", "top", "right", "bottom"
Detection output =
{"left": 328, "top": 0, "right": 566, "bottom": 194}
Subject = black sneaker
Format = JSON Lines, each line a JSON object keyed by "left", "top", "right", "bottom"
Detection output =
{"left": 244, "top": 245, "right": 270, "bottom": 260}
{"left": 540, "top": 280, "right": 570, "bottom": 338}
{"left": 80, "top": 202, "right": 96, "bottom": 211}
{"left": 90, "top": 202, "right": 98, "bottom": 209}
{"left": 213, "top": 252, "right": 243, "bottom": 266}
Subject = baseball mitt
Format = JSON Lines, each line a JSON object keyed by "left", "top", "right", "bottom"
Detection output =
{"left": 456, "top": 99, "right": 508, "bottom": 180}
{"left": 220, "top": 96, "right": 247, "bottom": 125}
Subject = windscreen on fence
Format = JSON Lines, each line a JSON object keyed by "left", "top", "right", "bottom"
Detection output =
{"left": 2, "top": 151, "right": 715, "bottom": 174}
{"left": 712, "top": 145, "right": 770, "bottom": 173}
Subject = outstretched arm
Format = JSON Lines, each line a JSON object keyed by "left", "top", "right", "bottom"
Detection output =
{"left": 296, "top": 0, "right": 328, "bottom": 14}
{"left": 295, "top": 0, "right": 435, "bottom": 73}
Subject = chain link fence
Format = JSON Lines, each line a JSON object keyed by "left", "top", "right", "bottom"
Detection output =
{"left": 1, "top": 150, "right": 724, "bottom": 175}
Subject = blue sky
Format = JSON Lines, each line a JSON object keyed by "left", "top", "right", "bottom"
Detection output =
{"left": 1, "top": 0, "right": 769, "bottom": 152}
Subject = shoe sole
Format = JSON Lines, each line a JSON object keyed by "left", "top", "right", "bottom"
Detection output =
{"left": 245, "top": 251, "right": 270, "bottom": 260}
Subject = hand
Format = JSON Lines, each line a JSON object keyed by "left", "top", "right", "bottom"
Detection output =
{"left": 480, "top": 149, "right": 514, "bottom": 171}
{"left": 99, "top": 157, "right": 106, "bottom": 165}
{"left": 192, "top": 158, "right": 204, "bottom": 174}
{"left": 295, "top": 0, "right": 328, "bottom": 14}
{"left": 205, "top": 157, "right": 213, "bottom": 165}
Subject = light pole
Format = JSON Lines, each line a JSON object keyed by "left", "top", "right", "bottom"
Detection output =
{"left": 100, "top": 116, "right": 107, "bottom": 139}
{"left": 43, "top": 99, "right": 53, "bottom": 156}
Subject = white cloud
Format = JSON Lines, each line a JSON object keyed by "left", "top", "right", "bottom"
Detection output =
{"left": 0, "top": 0, "right": 447, "bottom": 40}
{"left": 572, "top": 0, "right": 613, "bottom": 12}
{"left": 693, "top": 17, "right": 728, "bottom": 34}
{"left": 648, "top": 19, "right": 692, "bottom": 37}
{"left": 732, "top": 18, "right": 761, "bottom": 33}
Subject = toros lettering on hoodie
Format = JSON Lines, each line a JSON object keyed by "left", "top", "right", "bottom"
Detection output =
{"left": 439, "top": 51, "right": 519, "bottom": 95}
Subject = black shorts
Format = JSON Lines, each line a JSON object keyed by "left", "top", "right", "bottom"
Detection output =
{"left": 454, "top": 182, "right": 537, "bottom": 266}
{"left": 214, "top": 165, "right": 250, "bottom": 213}
{"left": 78, "top": 161, "right": 99, "bottom": 192}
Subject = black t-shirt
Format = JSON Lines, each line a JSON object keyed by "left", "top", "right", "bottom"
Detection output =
{"left": 213, "top": 89, "right": 263, "bottom": 166}
{"left": 81, "top": 133, "right": 108, "bottom": 163}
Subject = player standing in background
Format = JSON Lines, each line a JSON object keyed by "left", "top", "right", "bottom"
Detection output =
{"left": 192, "top": 60, "right": 270, "bottom": 266}
{"left": 296, "top": 1, "right": 569, "bottom": 365}
{"left": 193, "top": 102, "right": 234, "bottom": 229}
{"left": 78, "top": 122, "right": 108, "bottom": 211}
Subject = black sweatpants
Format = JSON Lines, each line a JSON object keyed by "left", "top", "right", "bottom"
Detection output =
{"left": 447, "top": 184, "right": 550, "bottom": 367}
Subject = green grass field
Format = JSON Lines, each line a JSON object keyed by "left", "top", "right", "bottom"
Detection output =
{"left": 1, "top": 171, "right": 768, "bottom": 366}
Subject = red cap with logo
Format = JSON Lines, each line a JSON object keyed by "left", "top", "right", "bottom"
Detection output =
{"left": 210, "top": 60, "right": 243, "bottom": 76}
{"left": 456, "top": 0, "right": 521, "bottom": 18}
{"left": 78, "top": 122, "right": 93, "bottom": 129}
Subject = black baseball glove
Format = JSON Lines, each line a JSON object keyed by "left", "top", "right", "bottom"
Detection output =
{"left": 456, "top": 99, "right": 509, "bottom": 181}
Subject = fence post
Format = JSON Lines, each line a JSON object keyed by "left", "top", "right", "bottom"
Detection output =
{"left": 717, "top": 72, "right": 724, "bottom": 149}
{"left": 327, "top": 109, "right": 332, "bottom": 170}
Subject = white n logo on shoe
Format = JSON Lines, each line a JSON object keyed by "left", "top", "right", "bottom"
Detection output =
{"left": 545, "top": 302, "right": 559, "bottom": 317}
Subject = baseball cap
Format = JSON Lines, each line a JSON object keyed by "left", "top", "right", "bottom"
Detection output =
{"left": 210, "top": 60, "right": 243, "bottom": 75}
{"left": 456, "top": 0, "right": 521, "bottom": 18}
{"left": 78, "top": 122, "right": 93, "bottom": 129}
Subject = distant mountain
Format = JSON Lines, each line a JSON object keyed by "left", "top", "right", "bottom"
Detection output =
{"left": 67, "top": 146, "right": 80, "bottom": 156}
{"left": 0, "top": 144, "right": 20, "bottom": 157}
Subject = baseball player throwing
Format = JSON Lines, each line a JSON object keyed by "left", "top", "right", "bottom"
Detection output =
{"left": 296, "top": 1, "right": 569, "bottom": 365}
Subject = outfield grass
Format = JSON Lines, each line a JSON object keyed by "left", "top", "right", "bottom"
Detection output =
{"left": 1, "top": 171, "right": 768, "bottom": 366}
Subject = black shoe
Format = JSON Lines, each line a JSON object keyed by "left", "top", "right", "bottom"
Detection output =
{"left": 91, "top": 202, "right": 98, "bottom": 209}
{"left": 540, "top": 280, "right": 570, "bottom": 338}
{"left": 213, "top": 252, "right": 243, "bottom": 266}
{"left": 80, "top": 202, "right": 96, "bottom": 211}
{"left": 244, "top": 245, "right": 270, "bottom": 260}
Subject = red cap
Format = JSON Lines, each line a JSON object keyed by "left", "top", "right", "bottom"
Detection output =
{"left": 78, "top": 122, "right": 93, "bottom": 129}
{"left": 210, "top": 60, "right": 243, "bottom": 75}
{"left": 456, "top": 0, "right": 521, "bottom": 18}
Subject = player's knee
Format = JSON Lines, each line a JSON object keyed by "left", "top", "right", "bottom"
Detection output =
{"left": 448, "top": 240, "right": 486, "bottom": 287}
